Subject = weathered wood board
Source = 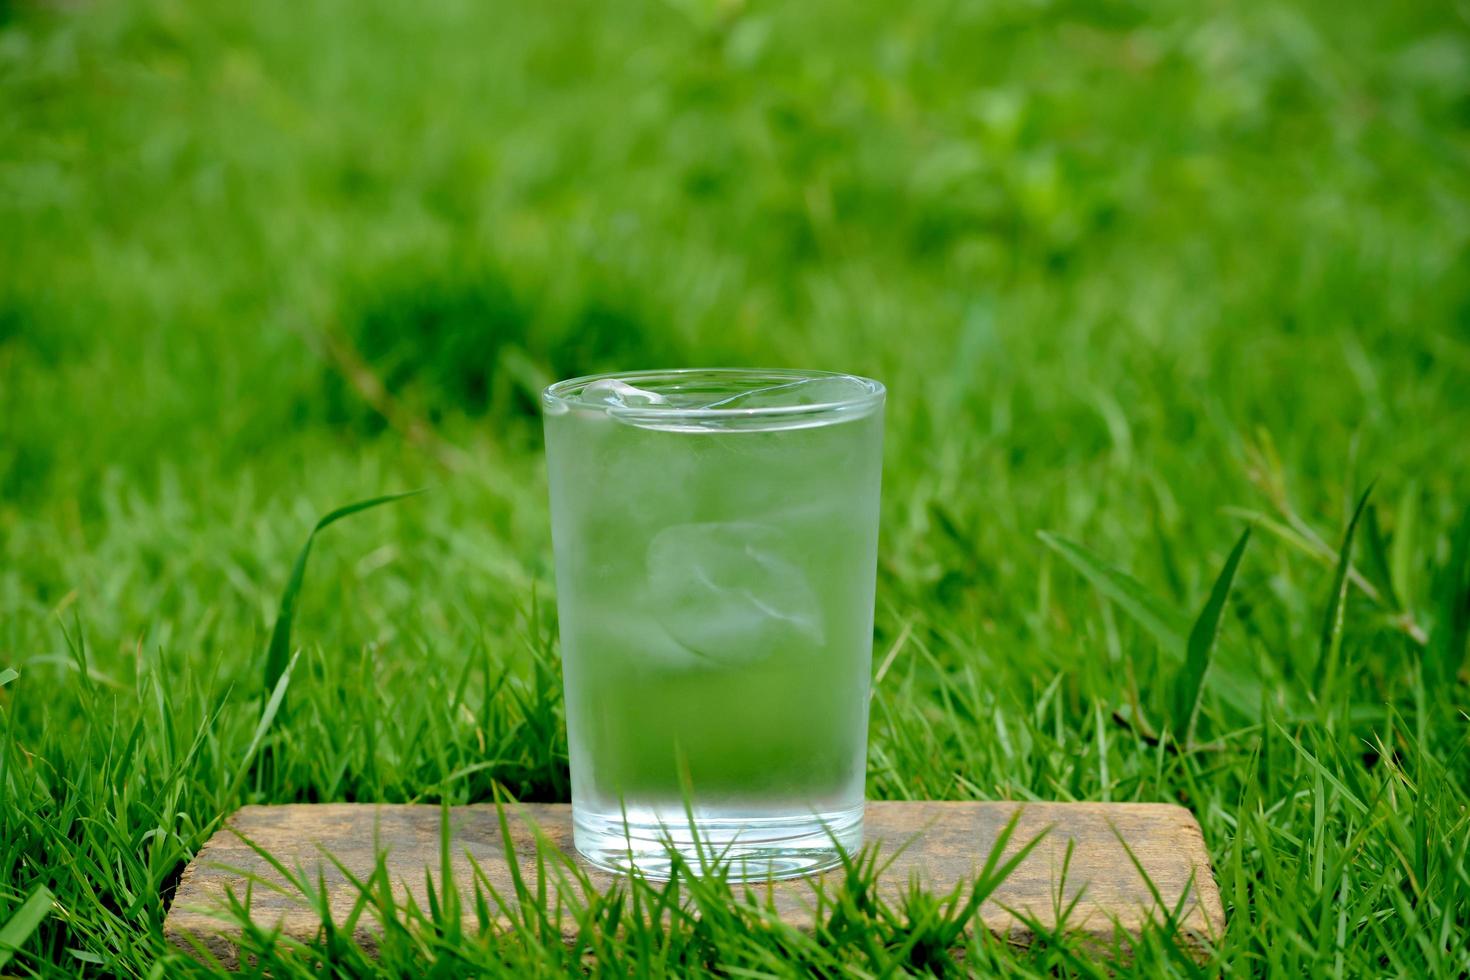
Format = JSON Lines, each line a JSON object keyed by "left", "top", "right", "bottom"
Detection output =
{"left": 165, "top": 801, "right": 1223, "bottom": 966}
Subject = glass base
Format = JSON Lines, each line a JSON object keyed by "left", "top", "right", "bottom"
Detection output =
{"left": 573, "top": 803, "right": 864, "bottom": 881}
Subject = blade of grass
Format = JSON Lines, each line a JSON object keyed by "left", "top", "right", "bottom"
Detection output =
{"left": 1037, "top": 531, "right": 1188, "bottom": 651}
{"left": 1431, "top": 505, "right": 1470, "bottom": 685}
{"left": 1313, "top": 485, "right": 1373, "bottom": 692}
{"left": 0, "top": 667, "right": 16, "bottom": 688}
{"left": 1039, "top": 530, "right": 1259, "bottom": 716}
{"left": 1274, "top": 722, "right": 1369, "bottom": 815}
{"left": 225, "top": 651, "right": 298, "bottom": 800}
{"left": 1390, "top": 481, "right": 1419, "bottom": 605}
{"left": 263, "top": 489, "right": 425, "bottom": 693}
{"left": 1362, "top": 504, "right": 1399, "bottom": 611}
{"left": 0, "top": 885, "right": 55, "bottom": 971}
{"left": 1173, "top": 528, "right": 1251, "bottom": 745}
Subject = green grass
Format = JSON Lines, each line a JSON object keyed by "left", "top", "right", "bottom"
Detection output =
{"left": 2, "top": 0, "right": 1469, "bottom": 974}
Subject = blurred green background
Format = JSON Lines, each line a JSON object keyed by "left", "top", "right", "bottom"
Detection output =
{"left": 4, "top": 0, "right": 1467, "bottom": 657}
{"left": 2, "top": 0, "right": 1469, "bottom": 973}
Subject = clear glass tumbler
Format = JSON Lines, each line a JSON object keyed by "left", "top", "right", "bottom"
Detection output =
{"left": 543, "top": 369, "right": 885, "bottom": 879}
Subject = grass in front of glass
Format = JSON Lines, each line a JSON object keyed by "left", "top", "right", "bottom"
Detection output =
{"left": 201, "top": 794, "right": 1057, "bottom": 977}
{"left": 544, "top": 370, "right": 884, "bottom": 879}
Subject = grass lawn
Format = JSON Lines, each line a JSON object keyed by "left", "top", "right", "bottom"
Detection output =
{"left": 3, "top": 0, "right": 1469, "bottom": 974}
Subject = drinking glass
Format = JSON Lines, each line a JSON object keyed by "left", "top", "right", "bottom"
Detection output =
{"left": 543, "top": 368, "right": 885, "bottom": 879}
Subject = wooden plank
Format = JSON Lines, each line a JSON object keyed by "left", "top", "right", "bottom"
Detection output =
{"left": 165, "top": 801, "right": 1224, "bottom": 967}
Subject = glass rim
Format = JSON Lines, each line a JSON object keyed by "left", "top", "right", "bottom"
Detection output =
{"left": 542, "top": 368, "right": 886, "bottom": 419}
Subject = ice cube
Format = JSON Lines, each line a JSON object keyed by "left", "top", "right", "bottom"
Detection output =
{"left": 583, "top": 379, "right": 668, "bottom": 408}
{"left": 646, "top": 521, "right": 825, "bottom": 666}
{"left": 574, "top": 602, "right": 710, "bottom": 670}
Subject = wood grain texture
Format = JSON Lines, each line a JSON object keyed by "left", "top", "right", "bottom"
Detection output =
{"left": 165, "top": 801, "right": 1223, "bottom": 967}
